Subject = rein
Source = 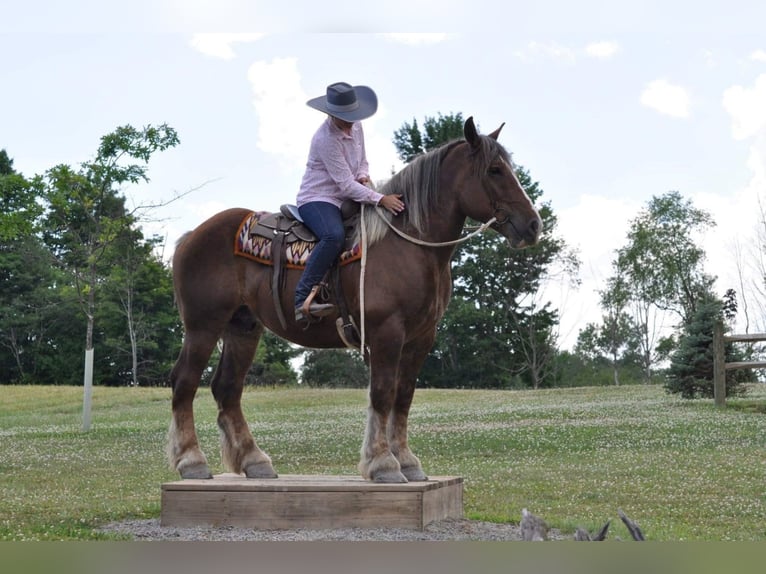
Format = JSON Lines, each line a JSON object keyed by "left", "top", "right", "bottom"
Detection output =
{"left": 355, "top": 204, "right": 498, "bottom": 357}
{"left": 372, "top": 206, "right": 498, "bottom": 247}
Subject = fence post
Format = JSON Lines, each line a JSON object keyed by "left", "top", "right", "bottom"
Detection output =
{"left": 713, "top": 321, "right": 726, "bottom": 407}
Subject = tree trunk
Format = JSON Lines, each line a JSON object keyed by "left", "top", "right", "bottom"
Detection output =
{"left": 82, "top": 262, "right": 96, "bottom": 431}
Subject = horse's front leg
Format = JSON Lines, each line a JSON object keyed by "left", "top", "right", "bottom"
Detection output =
{"left": 387, "top": 338, "right": 432, "bottom": 481}
{"left": 359, "top": 328, "right": 407, "bottom": 483}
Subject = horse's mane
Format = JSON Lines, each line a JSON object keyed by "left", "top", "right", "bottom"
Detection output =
{"left": 357, "top": 133, "right": 509, "bottom": 247}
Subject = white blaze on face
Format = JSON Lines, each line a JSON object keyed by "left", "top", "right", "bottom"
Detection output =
{"left": 502, "top": 156, "right": 538, "bottom": 217}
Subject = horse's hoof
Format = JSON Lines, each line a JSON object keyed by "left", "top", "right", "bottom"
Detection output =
{"left": 372, "top": 470, "right": 408, "bottom": 483}
{"left": 402, "top": 467, "right": 429, "bottom": 482}
{"left": 179, "top": 463, "right": 213, "bottom": 479}
{"left": 244, "top": 461, "right": 278, "bottom": 479}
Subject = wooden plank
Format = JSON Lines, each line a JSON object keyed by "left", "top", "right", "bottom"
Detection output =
{"left": 422, "top": 480, "right": 463, "bottom": 528}
{"left": 725, "top": 361, "right": 766, "bottom": 370}
{"left": 723, "top": 333, "right": 766, "bottom": 343}
{"left": 160, "top": 474, "right": 463, "bottom": 531}
{"left": 162, "top": 474, "right": 460, "bottom": 492}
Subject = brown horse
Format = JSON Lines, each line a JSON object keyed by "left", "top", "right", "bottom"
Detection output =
{"left": 168, "top": 117, "right": 542, "bottom": 483}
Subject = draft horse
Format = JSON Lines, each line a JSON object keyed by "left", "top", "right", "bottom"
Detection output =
{"left": 168, "top": 117, "right": 542, "bottom": 483}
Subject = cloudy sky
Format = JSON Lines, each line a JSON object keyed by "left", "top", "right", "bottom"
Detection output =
{"left": 2, "top": 1, "right": 766, "bottom": 348}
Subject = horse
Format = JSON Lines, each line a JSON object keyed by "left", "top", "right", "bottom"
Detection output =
{"left": 168, "top": 116, "right": 543, "bottom": 483}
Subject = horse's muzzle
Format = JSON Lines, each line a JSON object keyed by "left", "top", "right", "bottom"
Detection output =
{"left": 497, "top": 214, "right": 543, "bottom": 248}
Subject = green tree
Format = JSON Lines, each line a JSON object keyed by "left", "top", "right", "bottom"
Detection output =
{"left": 392, "top": 113, "right": 465, "bottom": 162}
{"left": 0, "top": 151, "right": 62, "bottom": 384}
{"left": 0, "top": 149, "right": 43, "bottom": 241}
{"left": 100, "top": 231, "right": 182, "bottom": 386}
{"left": 247, "top": 332, "right": 300, "bottom": 386}
{"left": 301, "top": 348, "right": 369, "bottom": 388}
{"left": 575, "top": 276, "right": 643, "bottom": 385}
{"left": 40, "top": 125, "right": 179, "bottom": 424}
{"left": 610, "top": 191, "right": 716, "bottom": 379}
{"left": 618, "top": 192, "right": 715, "bottom": 324}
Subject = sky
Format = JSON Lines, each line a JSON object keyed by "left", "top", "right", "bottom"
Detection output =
{"left": 2, "top": 1, "right": 766, "bottom": 349}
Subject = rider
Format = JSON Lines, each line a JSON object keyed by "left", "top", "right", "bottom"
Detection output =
{"left": 294, "top": 81, "right": 404, "bottom": 321}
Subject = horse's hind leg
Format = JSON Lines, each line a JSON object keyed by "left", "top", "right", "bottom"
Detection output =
{"left": 212, "top": 316, "right": 277, "bottom": 478}
{"left": 168, "top": 330, "right": 219, "bottom": 479}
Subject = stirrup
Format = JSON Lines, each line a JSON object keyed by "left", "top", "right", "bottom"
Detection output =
{"left": 297, "top": 285, "right": 336, "bottom": 321}
{"left": 295, "top": 302, "right": 335, "bottom": 321}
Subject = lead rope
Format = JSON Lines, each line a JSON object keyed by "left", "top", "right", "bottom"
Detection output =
{"left": 359, "top": 204, "right": 369, "bottom": 358}
{"left": 355, "top": 203, "right": 498, "bottom": 358}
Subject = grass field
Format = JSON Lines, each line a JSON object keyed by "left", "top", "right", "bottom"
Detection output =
{"left": 0, "top": 383, "right": 764, "bottom": 541}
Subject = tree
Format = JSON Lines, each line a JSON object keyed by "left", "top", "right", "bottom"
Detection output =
{"left": 608, "top": 191, "right": 716, "bottom": 380}
{"left": 0, "top": 151, "right": 61, "bottom": 384}
{"left": 1, "top": 149, "right": 43, "bottom": 241}
{"left": 617, "top": 191, "right": 716, "bottom": 325}
{"left": 392, "top": 113, "right": 465, "bottom": 162}
{"left": 100, "top": 231, "right": 182, "bottom": 386}
{"left": 301, "top": 348, "right": 369, "bottom": 388}
{"left": 247, "top": 332, "right": 301, "bottom": 386}
{"left": 575, "top": 275, "right": 643, "bottom": 385}
{"left": 40, "top": 124, "right": 179, "bottom": 426}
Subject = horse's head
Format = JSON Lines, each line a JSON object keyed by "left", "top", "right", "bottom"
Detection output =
{"left": 460, "top": 117, "right": 543, "bottom": 248}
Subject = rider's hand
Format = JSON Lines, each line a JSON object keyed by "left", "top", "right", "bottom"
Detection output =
{"left": 378, "top": 194, "right": 405, "bottom": 215}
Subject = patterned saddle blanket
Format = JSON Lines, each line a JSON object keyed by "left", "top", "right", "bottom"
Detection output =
{"left": 234, "top": 211, "right": 362, "bottom": 269}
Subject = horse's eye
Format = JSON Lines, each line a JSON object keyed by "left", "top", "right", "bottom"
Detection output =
{"left": 488, "top": 165, "right": 503, "bottom": 176}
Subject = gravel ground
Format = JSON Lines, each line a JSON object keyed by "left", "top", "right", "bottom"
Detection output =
{"left": 98, "top": 518, "right": 566, "bottom": 541}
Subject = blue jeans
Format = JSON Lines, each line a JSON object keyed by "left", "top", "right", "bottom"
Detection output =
{"left": 294, "top": 201, "right": 345, "bottom": 308}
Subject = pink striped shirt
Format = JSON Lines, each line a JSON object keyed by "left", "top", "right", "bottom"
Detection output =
{"left": 297, "top": 117, "right": 384, "bottom": 208}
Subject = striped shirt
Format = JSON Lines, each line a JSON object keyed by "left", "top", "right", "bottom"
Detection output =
{"left": 297, "top": 117, "right": 384, "bottom": 208}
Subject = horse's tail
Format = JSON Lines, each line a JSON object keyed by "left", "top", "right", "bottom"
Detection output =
{"left": 171, "top": 231, "right": 193, "bottom": 316}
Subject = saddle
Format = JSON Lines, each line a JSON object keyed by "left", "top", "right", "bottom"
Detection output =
{"left": 249, "top": 201, "right": 362, "bottom": 346}
{"left": 249, "top": 201, "right": 360, "bottom": 250}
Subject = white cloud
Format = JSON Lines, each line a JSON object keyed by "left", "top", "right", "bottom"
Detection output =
{"left": 515, "top": 41, "right": 576, "bottom": 63}
{"left": 380, "top": 33, "right": 451, "bottom": 45}
{"left": 247, "top": 59, "right": 403, "bottom": 184}
{"left": 585, "top": 41, "right": 620, "bottom": 60}
{"left": 718, "top": 73, "right": 766, "bottom": 331}
{"left": 248, "top": 58, "right": 316, "bottom": 171}
{"left": 751, "top": 49, "right": 766, "bottom": 63}
{"left": 190, "top": 33, "right": 264, "bottom": 60}
{"left": 722, "top": 74, "right": 766, "bottom": 140}
{"left": 640, "top": 79, "right": 691, "bottom": 118}
{"left": 554, "top": 194, "right": 639, "bottom": 348}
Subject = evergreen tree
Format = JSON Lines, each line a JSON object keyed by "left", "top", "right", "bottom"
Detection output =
{"left": 665, "top": 296, "right": 752, "bottom": 399}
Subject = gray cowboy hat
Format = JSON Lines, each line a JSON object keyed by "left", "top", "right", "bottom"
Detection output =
{"left": 306, "top": 82, "right": 378, "bottom": 122}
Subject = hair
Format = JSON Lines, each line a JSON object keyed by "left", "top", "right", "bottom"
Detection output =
{"left": 356, "top": 134, "right": 509, "bottom": 247}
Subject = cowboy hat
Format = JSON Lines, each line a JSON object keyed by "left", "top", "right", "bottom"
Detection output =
{"left": 306, "top": 82, "right": 378, "bottom": 122}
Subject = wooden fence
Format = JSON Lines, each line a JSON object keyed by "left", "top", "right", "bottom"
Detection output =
{"left": 712, "top": 321, "right": 766, "bottom": 406}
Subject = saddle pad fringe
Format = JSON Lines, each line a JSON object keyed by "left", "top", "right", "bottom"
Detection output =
{"left": 234, "top": 211, "right": 362, "bottom": 268}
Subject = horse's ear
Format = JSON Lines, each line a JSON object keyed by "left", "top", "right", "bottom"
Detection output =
{"left": 488, "top": 122, "right": 505, "bottom": 141}
{"left": 464, "top": 116, "right": 480, "bottom": 148}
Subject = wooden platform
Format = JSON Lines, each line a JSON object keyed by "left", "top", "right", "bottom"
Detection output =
{"left": 161, "top": 474, "right": 463, "bottom": 531}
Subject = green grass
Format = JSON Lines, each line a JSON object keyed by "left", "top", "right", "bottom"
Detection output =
{"left": 1, "top": 384, "right": 765, "bottom": 541}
